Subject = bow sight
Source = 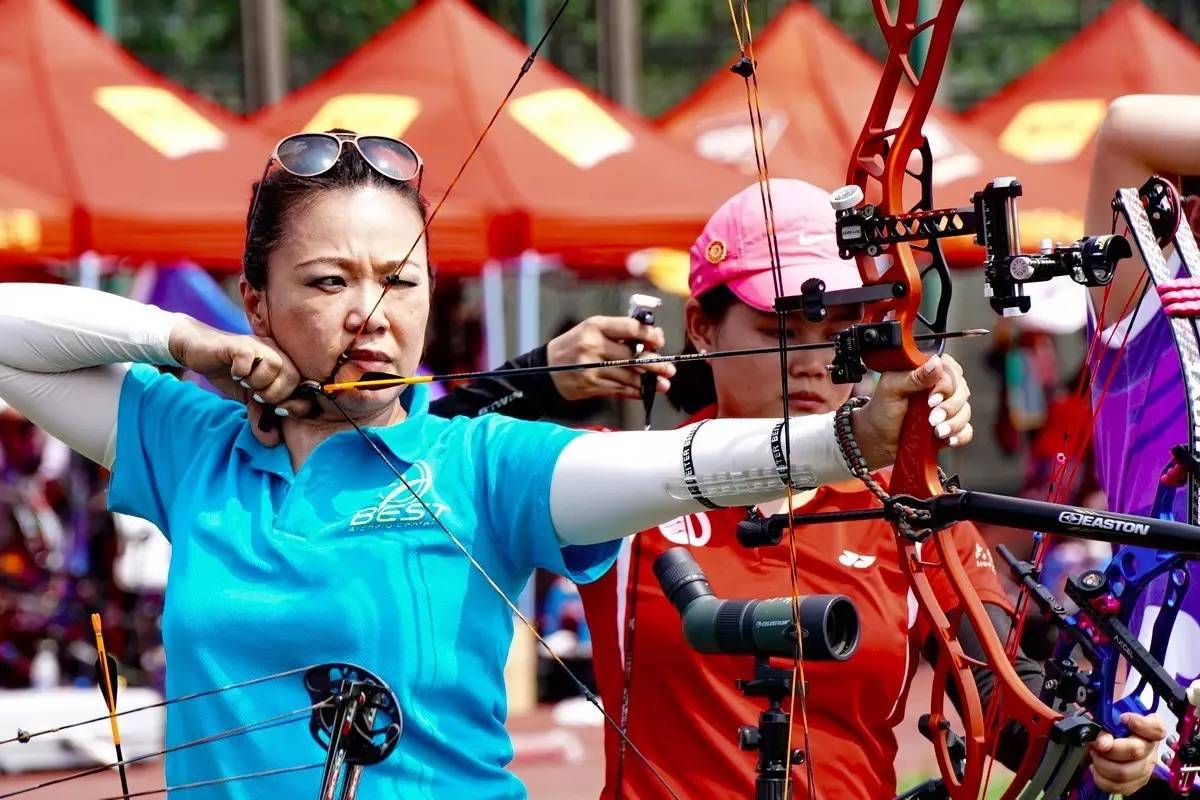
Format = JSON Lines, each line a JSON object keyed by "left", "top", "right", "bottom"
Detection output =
{"left": 785, "top": 177, "right": 1133, "bottom": 384}
{"left": 970, "top": 179, "right": 1130, "bottom": 315}
{"left": 831, "top": 177, "right": 1131, "bottom": 315}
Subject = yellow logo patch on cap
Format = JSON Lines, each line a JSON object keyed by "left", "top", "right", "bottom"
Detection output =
{"left": 705, "top": 239, "right": 727, "bottom": 264}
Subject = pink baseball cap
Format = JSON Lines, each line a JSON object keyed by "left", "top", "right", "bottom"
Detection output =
{"left": 689, "top": 179, "right": 862, "bottom": 311}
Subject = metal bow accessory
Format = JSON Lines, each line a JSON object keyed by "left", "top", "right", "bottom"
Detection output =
{"left": 759, "top": 3, "right": 1200, "bottom": 799}
{"left": 1001, "top": 177, "right": 1200, "bottom": 799}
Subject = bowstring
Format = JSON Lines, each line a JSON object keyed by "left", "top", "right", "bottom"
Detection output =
{"left": 727, "top": 2, "right": 816, "bottom": 797}
{"left": 984, "top": 214, "right": 1151, "bottom": 796}
{"left": 325, "top": 0, "right": 573, "bottom": 386}
{"left": 1053, "top": 214, "right": 1149, "bottom": 502}
{"left": 10, "top": 4, "right": 663, "bottom": 796}
{"left": 1000, "top": 217, "right": 1149, "bottom": 665}
{"left": 323, "top": 395, "right": 681, "bottom": 799}
{"left": 0, "top": 664, "right": 317, "bottom": 747}
{"left": 1000, "top": 273, "right": 1148, "bottom": 659}
{"left": 301, "top": 0, "right": 689, "bottom": 791}
{"left": 613, "top": 330, "right": 658, "bottom": 795}
{"left": 0, "top": 700, "right": 330, "bottom": 798}
{"left": 93, "top": 763, "right": 324, "bottom": 800}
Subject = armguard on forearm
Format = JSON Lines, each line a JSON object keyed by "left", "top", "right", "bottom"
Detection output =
{"left": 550, "top": 414, "right": 852, "bottom": 545}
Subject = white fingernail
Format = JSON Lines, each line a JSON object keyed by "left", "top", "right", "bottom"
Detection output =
{"left": 239, "top": 380, "right": 250, "bottom": 389}
{"left": 928, "top": 407, "right": 947, "bottom": 426}
{"left": 936, "top": 422, "right": 952, "bottom": 439}
{"left": 923, "top": 357, "right": 939, "bottom": 374}
{"left": 928, "top": 393, "right": 945, "bottom": 408}
{"left": 949, "top": 436, "right": 959, "bottom": 448}
{"left": 274, "top": 407, "right": 289, "bottom": 417}
{"left": 253, "top": 393, "right": 264, "bottom": 403}
{"left": 231, "top": 374, "right": 243, "bottom": 382}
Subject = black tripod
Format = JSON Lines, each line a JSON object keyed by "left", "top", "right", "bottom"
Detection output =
{"left": 736, "top": 656, "right": 806, "bottom": 800}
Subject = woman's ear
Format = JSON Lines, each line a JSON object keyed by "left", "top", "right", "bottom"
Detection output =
{"left": 239, "top": 275, "right": 270, "bottom": 338}
{"left": 684, "top": 297, "right": 719, "bottom": 353}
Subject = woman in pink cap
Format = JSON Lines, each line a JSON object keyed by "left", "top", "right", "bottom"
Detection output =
{"left": 580, "top": 179, "right": 1165, "bottom": 800}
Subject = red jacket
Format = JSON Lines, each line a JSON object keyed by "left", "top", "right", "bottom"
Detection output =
{"left": 581, "top": 406, "right": 1009, "bottom": 800}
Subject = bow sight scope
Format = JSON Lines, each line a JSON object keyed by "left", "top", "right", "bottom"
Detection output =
{"left": 653, "top": 547, "right": 860, "bottom": 661}
{"left": 1005, "top": 234, "right": 1131, "bottom": 291}
{"left": 974, "top": 179, "right": 1132, "bottom": 315}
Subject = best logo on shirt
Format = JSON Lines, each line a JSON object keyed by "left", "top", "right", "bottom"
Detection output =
{"left": 349, "top": 461, "right": 450, "bottom": 530}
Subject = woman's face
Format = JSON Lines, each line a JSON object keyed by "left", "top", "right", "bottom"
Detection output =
{"left": 685, "top": 295, "right": 860, "bottom": 418}
{"left": 243, "top": 184, "right": 430, "bottom": 416}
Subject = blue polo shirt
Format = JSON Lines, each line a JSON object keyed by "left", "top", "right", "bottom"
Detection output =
{"left": 108, "top": 364, "right": 617, "bottom": 799}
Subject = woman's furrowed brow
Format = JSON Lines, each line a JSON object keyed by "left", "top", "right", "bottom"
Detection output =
{"left": 292, "top": 256, "right": 423, "bottom": 274}
{"left": 293, "top": 256, "right": 354, "bottom": 271}
{"left": 377, "top": 260, "right": 428, "bottom": 281}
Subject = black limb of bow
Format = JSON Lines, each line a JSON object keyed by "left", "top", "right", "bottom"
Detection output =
{"left": 783, "top": 489, "right": 1200, "bottom": 552}
{"left": 304, "top": 663, "right": 402, "bottom": 800}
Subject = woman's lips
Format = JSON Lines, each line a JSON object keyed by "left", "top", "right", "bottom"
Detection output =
{"left": 787, "top": 391, "right": 827, "bottom": 413}
{"left": 348, "top": 349, "right": 392, "bottom": 371}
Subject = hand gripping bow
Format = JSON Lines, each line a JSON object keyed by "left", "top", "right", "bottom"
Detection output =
{"left": 1000, "top": 177, "right": 1200, "bottom": 799}
{"left": 793, "top": 2, "right": 1106, "bottom": 797}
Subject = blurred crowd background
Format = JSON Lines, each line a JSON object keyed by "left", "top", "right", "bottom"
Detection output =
{"left": 0, "top": 0, "right": 1195, "bottom": 765}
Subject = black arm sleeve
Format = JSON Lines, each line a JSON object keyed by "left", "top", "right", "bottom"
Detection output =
{"left": 428, "top": 344, "right": 572, "bottom": 420}
{"left": 920, "top": 602, "right": 1045, "bottom": 772}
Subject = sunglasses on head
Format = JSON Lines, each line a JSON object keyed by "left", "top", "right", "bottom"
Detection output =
{"left": 245, "top": 131, "right": 424, "bottom": 246}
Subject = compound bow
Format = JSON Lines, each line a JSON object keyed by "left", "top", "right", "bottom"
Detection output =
{"left": 0, "top": 662, "right": 401, "bottom": 799}
{"left": 734, "top": 1, "right": 1200, "bottom": 798}
{"left": 999, "top": 176, "right": 1200, "bottom": 799}
{"left": 807, "top": 5, "right": 1200, "bottom": 799}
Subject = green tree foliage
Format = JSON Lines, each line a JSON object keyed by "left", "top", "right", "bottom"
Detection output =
{"left": 109, "top": 0, "right": 1199, "bottom": 116}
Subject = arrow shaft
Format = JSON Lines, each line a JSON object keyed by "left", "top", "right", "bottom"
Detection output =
{"left": 322, "top": 329, "right": 987, "bottom": 393}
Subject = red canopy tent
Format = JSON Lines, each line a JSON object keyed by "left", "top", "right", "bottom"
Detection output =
{"left": 657, "top": 2, "right": 1087, "bottom": 258}
{"left": 965, "top": 0, "right": 1200, "bottom": 177}
{"left": 0, "top": 170, "right": 73, "bottom": 264}
{"left": 0, "top": 0, "right": 295, "bottom": 269}
{"left": 251, "top": 0, "right": 746, "bottom": 270}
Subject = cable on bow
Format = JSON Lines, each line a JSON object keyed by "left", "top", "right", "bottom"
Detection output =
{"left": 1000, "top": 177, "right": 1200, "bottom": 799}
{"left": 290, "top": 0, "right": 683, "bottom": 794}
{"left": 788, "top": 2, "right": 1110, "bottom": 797}
{"left": 0, "top": 662, "right": 400, "bottom": 800}
{"left": 722, "top": 2, "right": 821, "bottom": 797}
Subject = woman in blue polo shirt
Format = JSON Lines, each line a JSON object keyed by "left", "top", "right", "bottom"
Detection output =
{"left": 0, "top": 132, "right": 972, "bottom": 799}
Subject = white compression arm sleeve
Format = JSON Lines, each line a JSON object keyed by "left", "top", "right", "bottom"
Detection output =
{"left": 0, "top": 284, "right": 184, "bottom": 467}
{"left": 549, "top": 414, "right": 852, "bottom": 545}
